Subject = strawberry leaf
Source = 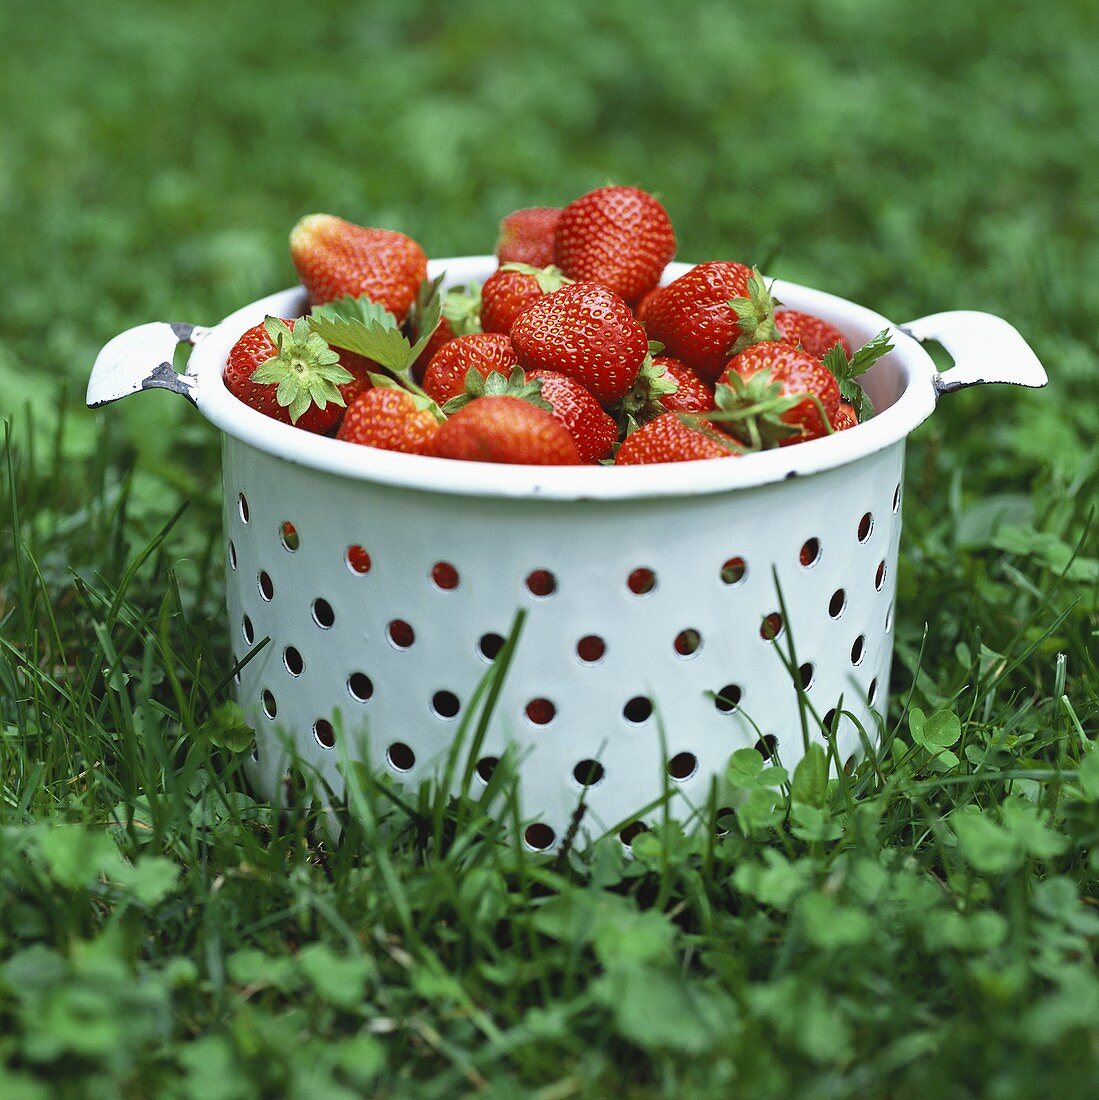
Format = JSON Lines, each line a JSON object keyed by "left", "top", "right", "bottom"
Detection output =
{"left": 821, "top": 329, "right": 891, "bottom": 422}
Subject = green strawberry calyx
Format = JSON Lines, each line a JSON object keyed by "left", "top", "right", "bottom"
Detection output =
{"left": 726, "top": 268, "right": 780, "bottom": 355}
{"left": 250, "top": 317, "right": 354, "bottom": 423}
{"left": 821, "top": 328, "right": 892, "bottom": 423}
{"left": 701, "top": 369, "right": 831, "bottom": 451}
{"left": 442, "top": 366, "right": 551, "bottom": 415}
{"left": 441, "top": 281, "right": 483, "bottom": 336}
{"left": 499, "top": 262, "right": 574, "bottom": 295}
{"left": 615, "top": 341, "right": 678, "bottom": 430}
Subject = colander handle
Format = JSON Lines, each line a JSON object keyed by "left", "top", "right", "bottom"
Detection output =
{"left": 86, "top": 321, "right": 209, "bottom": 409}
{"left": 900, "top": 311, "right": 1048, "bottom": 396}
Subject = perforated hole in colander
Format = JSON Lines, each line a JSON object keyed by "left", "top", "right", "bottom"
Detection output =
{"left": 576, "top": 635, "right": 606, "bottom": 663}
{"left": 674, "top": 629, "right": 702, "bottom": 657}
{"left": 893, "top": 483, "right": 902, "bottom": 513}
{"left": 232, "top": 658, "right": 242, "bottom": 686}
{"left": 628, "top": 567, "right": 657, "bottom": 595}
{"left": 720, "top": 556, "right": 747, "bottom": 585}
{"left": 667, "top": 752, "right": 698, "bottom": 780}
{"left": 851, "top": 635, "right": 866, "bottom": 665}
{"left": 755, "top": 734, "right": 778, "bottom": 760}
{"left": 525, "top": 569, "right": 557, "bottom": 597}
{"left": 387, "top": 742, "right": 415, "bottom": 771}
{"left": 525, "top": 698, "right": 556, "bottom": 725}
{"left": 283, "top": 646, "right": 304, "bottom": 676}
{"left": 432, "top": 691, "right": 461, "bottom": 719}
{"left": 886, "top": 603, "right": 895, "bottom": 633}
{"left": 279, "top": 521, "right": 299, "bottom": 552}
{"left": 313, "top": 719, "right": 335, "bottom": 748}
{"left": 714, "top": 684, "right": 742, "bottom": 712}
{"left": 347, "top": 672, "right": 373, "bottom": 701}
{"left": 228, "top": 541, "right": 237, "bottom": 570}
{"left": 798, "top": 662, "right": 814, "bottom": 690}
{"left": 237, "top": 493, "right": 249, "bottom": 523}
{"left": 760, "top": 612, "right": 784, "bottom": 641}
{"left": 572, "top": 759, "right": 605, "bottom": 787}
{"left": 478, "top": 632, "right": 505, "bottom": 661}
{"left": 346, "top": 545, "right": 372, "bottom": 575}
{"left": 829, "top": 589, "right": 846, "bottom": 618}
{"left": 312, "top": 598, "right": 335, "bottom": 629}
{"left": 875, "top": 561, "right": 887, "bottom": 591}
{"left": 258, "top": 571, "right": 274, "bottom": 601}
{"left": 387, "top": 620, "right": 415, "bottom": 649}
{"left": 524, "top": 823, "right": 556, "bottom": 851}
{"left": 261, "top": 690, "right": 277, "bottom": 718}
{"left": 822, "top": 708, "right": 840, "bottom": 735}
{"left": 619, "top": 821, "right": 648, "bottom": 847}
{"left": 475, "top": 756, "right": 499, "bottom": 782}
{"left": 623, "top": 696, "right": 653, "bottom": 723}
{"left": 242, "top": 615, "right": 254, "bottom": 645}
{"left": 868, "top": 678, "right": 879, "bottom": 705}
{"left": 431, "top": 562, "right": 459, "bottom": 590}
{"left": 800, "top": 538, "right": 821, "bottom": 567}
{"left": 858, "top": 512, "right": 874, "bottom": 542}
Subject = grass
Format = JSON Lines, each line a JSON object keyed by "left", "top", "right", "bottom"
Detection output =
{"left": 1, "top": 0, "right": 1098, "bottom": 1095}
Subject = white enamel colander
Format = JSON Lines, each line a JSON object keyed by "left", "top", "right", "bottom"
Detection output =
{"left": 88, "top": 257, "right": 1047, "bottom": 849}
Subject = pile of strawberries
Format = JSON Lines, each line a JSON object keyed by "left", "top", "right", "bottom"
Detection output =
{"left": 225, "top": 187, "right": 890, "bottom": 465}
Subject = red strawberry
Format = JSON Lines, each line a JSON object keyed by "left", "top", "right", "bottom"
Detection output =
{"left": 336, "top": 387, "right": 439, "bottom": 454}
{"left": 554, "top": 186, "right": 676, "bottom": 303}
{"left": 831, "top": 402, "right": 858, "bottom": 431}
{"left": 635, "top": 285, "right": 664, "bottom": 322}
{"left": 775, "top": 309, "right": 852, "bottom": 359}
{"left": 422, "top": 333, "right": 519, "bottom": 404}
{"left": 511, "top": 282, "right": 648, "bottom": 406}
{"left": 225, "top": 317, "right": 353, "bottom": 433}
{"left": 643, "top": 262, "right": 779, "bottom": 382}
{"left": 496, "top": 207, "right": 562, "bottom": 268}
{"left": 290, "top": 214, "right": 427, "bottom": 320}
{"left": 481, "top": 264, "right": 571, "bottom": 334}
{"left": 656, "top": 357, "right": 715, "bottom": 413}
{"left": 615, "top": 413, "right": 736, "bottom": 465}
{"left": 717, "top": 341, "right": 841, "bottom": 447}
{"left": 430, "top": 396, "right": 581, "bottom": 465}
{"left": 526, "top": 369, "right": 617, "bottom": 463}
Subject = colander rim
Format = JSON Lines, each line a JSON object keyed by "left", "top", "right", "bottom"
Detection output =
{"left": 186, "top": 256, "right": 938, "bottom": 501}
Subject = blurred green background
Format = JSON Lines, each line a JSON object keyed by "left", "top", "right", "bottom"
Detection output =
{"left": 2, "top": 0, "right": 1096, "bottom": 484}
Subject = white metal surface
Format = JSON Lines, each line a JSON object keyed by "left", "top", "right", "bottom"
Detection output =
{"left": 87, "top": 257, "right": 1047, "bottom": 848}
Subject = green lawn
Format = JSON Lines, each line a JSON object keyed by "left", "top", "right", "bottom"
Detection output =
{"left": 2, "top": 1, "right": 1098, "bottom": 1096}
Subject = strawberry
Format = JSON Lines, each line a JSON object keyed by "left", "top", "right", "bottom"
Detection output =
{"left": 336, "top": 386, "right": 439, "bottom": 454}
{"left": 715, "top": 341, "right": 841, "bottom": 448}
{"left": 511, "top": 282, "right": 649, "bottom": 406}
{"left": 831, "top": 402, "right": 858, "bottom": 431}
{"left": 635, "top": 285, "right": 664, "bottom": 322}
{"left": 526, "top": 369, "right": 617, "bottom": 463}
{"left": 480, "top": 264, "right": 571, "bottom": 334}
{"left": 775, "top": 309, "right": 851, "bottom": 359}
{"left": 615, "top": 413, "right": 737, "bottom": 465}
{"left": 656, "top": 357, "right": 715, "bottom": 414}
{"left": 430, "top": 396, "right": 581, "bottom": 465}
{"left": 422, "top": 333, "right": 519, "bottom": 404}
{"left": 643, "top": 262, "right": 779, "bottom": 382}
{"left": 554, "top": 186, "right": 676, "bottom": 303}
{"left": 290, "top": 214, "right": 427, "bottom": 320}
{"left": 225, "top": 317, "right": 353, "bottom": 433}
{"left": 496, "top": 207, "right": 562, "bottom": 268}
